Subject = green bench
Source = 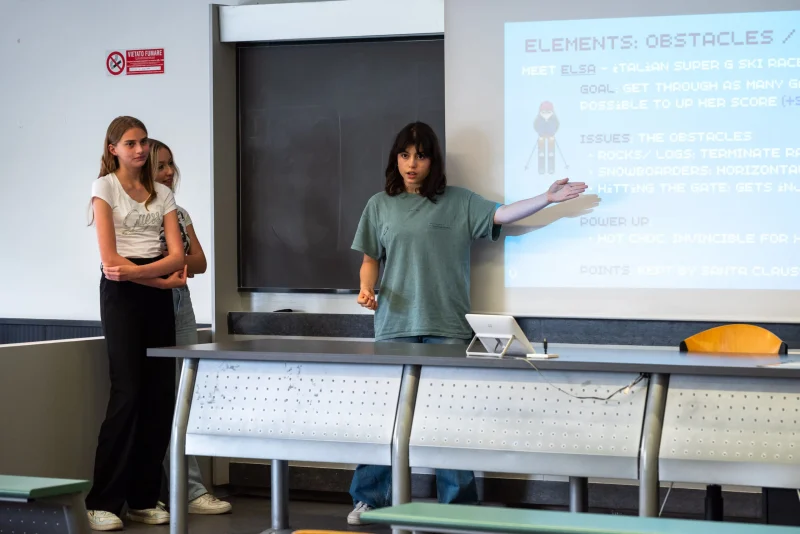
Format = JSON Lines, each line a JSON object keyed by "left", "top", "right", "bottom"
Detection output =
{"left": 361, "top": 502, "right": 800, "bottom": 534}
{"left": 0, "top": 475, "right": 92, "bottom": 534}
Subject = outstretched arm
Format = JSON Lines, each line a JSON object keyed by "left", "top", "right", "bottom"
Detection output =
{"left": 494, "top": 178, "right": 587, "bottom": 225}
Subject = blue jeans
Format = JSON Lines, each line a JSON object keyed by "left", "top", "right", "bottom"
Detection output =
{"left": 349, "top": 336, "right": 478, "bottom": 508}
{"left": 161, "top": 286, "right": 208, "bottom": 502}
{"left": 172, "top": 285, "right": 199, "bottom": 347}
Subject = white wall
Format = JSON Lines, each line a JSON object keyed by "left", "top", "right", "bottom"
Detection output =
{"left": 0, "top": 0, "right": 442, "bottom": 324}
{"left": 0, "top": 0, "right": 251, "bottom": 323}
{"left": 0, "top": 0, "right": 445, "bottom": 324}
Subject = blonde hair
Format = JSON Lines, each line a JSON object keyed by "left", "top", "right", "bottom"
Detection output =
{"left": 148, "top": 138, "right": 181, "bottom": 192}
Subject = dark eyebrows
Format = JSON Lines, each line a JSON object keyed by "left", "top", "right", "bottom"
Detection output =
{"left": 121, "top": 136, "right": 149, "bottom": 144}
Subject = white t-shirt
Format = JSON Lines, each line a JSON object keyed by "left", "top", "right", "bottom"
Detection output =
{"left": 91, "top": 173, "right": 177, "bottom": 259}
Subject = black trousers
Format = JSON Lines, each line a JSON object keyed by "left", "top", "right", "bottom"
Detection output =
{"left": 86, "top": 261, "right": 176, "bottom": 515}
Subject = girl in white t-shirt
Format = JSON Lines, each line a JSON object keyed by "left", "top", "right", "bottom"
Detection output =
{"left": 85, "top": 116, "right": 187, "bottom": 531}
{"left": 149, "top": 138, "right": 232, "bottom": 515}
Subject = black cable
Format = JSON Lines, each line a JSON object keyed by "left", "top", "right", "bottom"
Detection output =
{"left": 519, "top": 357, "right": 647, "bottom": 402}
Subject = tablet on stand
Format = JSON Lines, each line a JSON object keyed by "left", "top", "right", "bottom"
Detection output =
{"left": 465, "top": 313, "right": 557, "bottom": 359}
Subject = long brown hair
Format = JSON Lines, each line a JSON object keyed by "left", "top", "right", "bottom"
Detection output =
{"left": 384, "top": 122, "right": 446, "bottom": 203}
{"left": 99, "top": 116, "right": 156, "bottom": 207}
{"left": 88, "top": 116, "right": 156, "bottom": 225}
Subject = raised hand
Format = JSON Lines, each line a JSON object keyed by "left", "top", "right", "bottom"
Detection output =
{"left": 546, "top": 178, "right": 588, "bottom": 203}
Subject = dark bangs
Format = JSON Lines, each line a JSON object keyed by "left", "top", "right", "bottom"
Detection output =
{"left": 384, "top": 122, "right": 446, "bottom": 202}
{"left": 393, "top": 123, "right": 436, "bottom": 160}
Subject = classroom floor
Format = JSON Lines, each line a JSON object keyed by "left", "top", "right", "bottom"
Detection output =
{"left": 125, "top": 496, "right": 391, "bottom": 534}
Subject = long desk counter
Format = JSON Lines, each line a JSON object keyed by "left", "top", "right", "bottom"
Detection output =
{"left": 149, "top": 338, "right": 800, "bottom": 377}
{"left": 149, "top": 339, "right": 800, "bottom": 534}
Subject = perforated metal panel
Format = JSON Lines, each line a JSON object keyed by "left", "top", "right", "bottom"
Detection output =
{"left": 185, "top": 360, "right": 404, "bottom": 465}
{"left": 660, "top": 374, "right": 800, "bottom": 488}
{"left": 409, "top": 367, "right": 648, "bottom": 479}
{"left": 0, "top": 502, "right": 68, "bottom": 534}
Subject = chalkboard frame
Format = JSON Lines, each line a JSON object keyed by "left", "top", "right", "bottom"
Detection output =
{"left": 235, "top": 35, "right": 445, "bottom": 294}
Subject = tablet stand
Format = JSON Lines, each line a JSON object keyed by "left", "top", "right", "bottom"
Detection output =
{"left": 466, "top": 334, "right": 521, "bottom": 359}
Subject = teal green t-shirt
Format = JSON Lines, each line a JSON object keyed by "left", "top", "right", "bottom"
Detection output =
{"left": 352, "top": 186, "right": 501, "bottom": 341}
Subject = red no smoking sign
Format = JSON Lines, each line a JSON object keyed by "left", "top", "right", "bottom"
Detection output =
{"left": 106, "top": 51, "right": 125, "bottom": 76}
{"left": 105, "top": 48, "right": 165, "bottom": 77}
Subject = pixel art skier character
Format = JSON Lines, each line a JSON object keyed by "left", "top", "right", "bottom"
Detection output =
{"left": 534, "top": 101, "right": 559, "bottom": 174}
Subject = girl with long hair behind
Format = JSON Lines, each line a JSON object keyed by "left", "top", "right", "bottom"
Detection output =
{"left": 86, "top": 116, "right": 188, "bottom": 531}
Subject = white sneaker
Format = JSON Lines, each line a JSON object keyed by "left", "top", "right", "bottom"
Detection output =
{"left": 87, "top": 510, "right": 123, "bottom": 531}
{"left": 188, "top": 493, "right": 233, "bottom": 515}
{"left": 347, "top": 501, "right": 375, "bottom": 525}
{"left": 125, "top": 503, "right": 170, "bottom": 525}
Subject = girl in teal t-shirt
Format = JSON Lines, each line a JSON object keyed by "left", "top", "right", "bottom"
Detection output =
{"left": 347, "top": 122, "right": 587, "bottom": 525}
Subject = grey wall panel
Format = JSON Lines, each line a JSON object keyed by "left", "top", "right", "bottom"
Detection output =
{"left": 0, "top": 338, "right": 109, "bottom": 479}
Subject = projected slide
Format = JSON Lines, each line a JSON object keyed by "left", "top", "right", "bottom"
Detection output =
{"left": 504, "top": 11, "right": 800, "bottom": 290}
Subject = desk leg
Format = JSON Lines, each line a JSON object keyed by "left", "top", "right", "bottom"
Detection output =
{"left": 262, "top": 459, "right": 290, "bottom": 534}
{"left": 639, "top": 373, "right": 669, "bottom": 517}
{"left": 569, "top": 477, "right": 588, "bottom": 512}
{"left": 392, "top": 364, "right": 421, "bottom": 534}
{"left": 170, "top": 357, "right": 198, "bottom": 534}
{"left": 48, "top": 493, "right": 91, "bottom": 534}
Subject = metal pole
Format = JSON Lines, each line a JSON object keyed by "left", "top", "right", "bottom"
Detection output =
{"left": 391, "top": 364, "right": 421, "bottom": 534}
{"left": 639, "top": 373, "right": 669, "bottom": 517}
{"left": 569, "top": 477, "right": 588, "bottom": 512}
{"left": 170, "top": 358, "right": 198, "bottom": 534}
{"left": 271, "top": 460, "right": 290, "bottom": 531}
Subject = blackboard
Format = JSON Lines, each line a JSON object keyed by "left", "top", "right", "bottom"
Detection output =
{"left": 238, "top": 38, "right": 445, "bottom": 291}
